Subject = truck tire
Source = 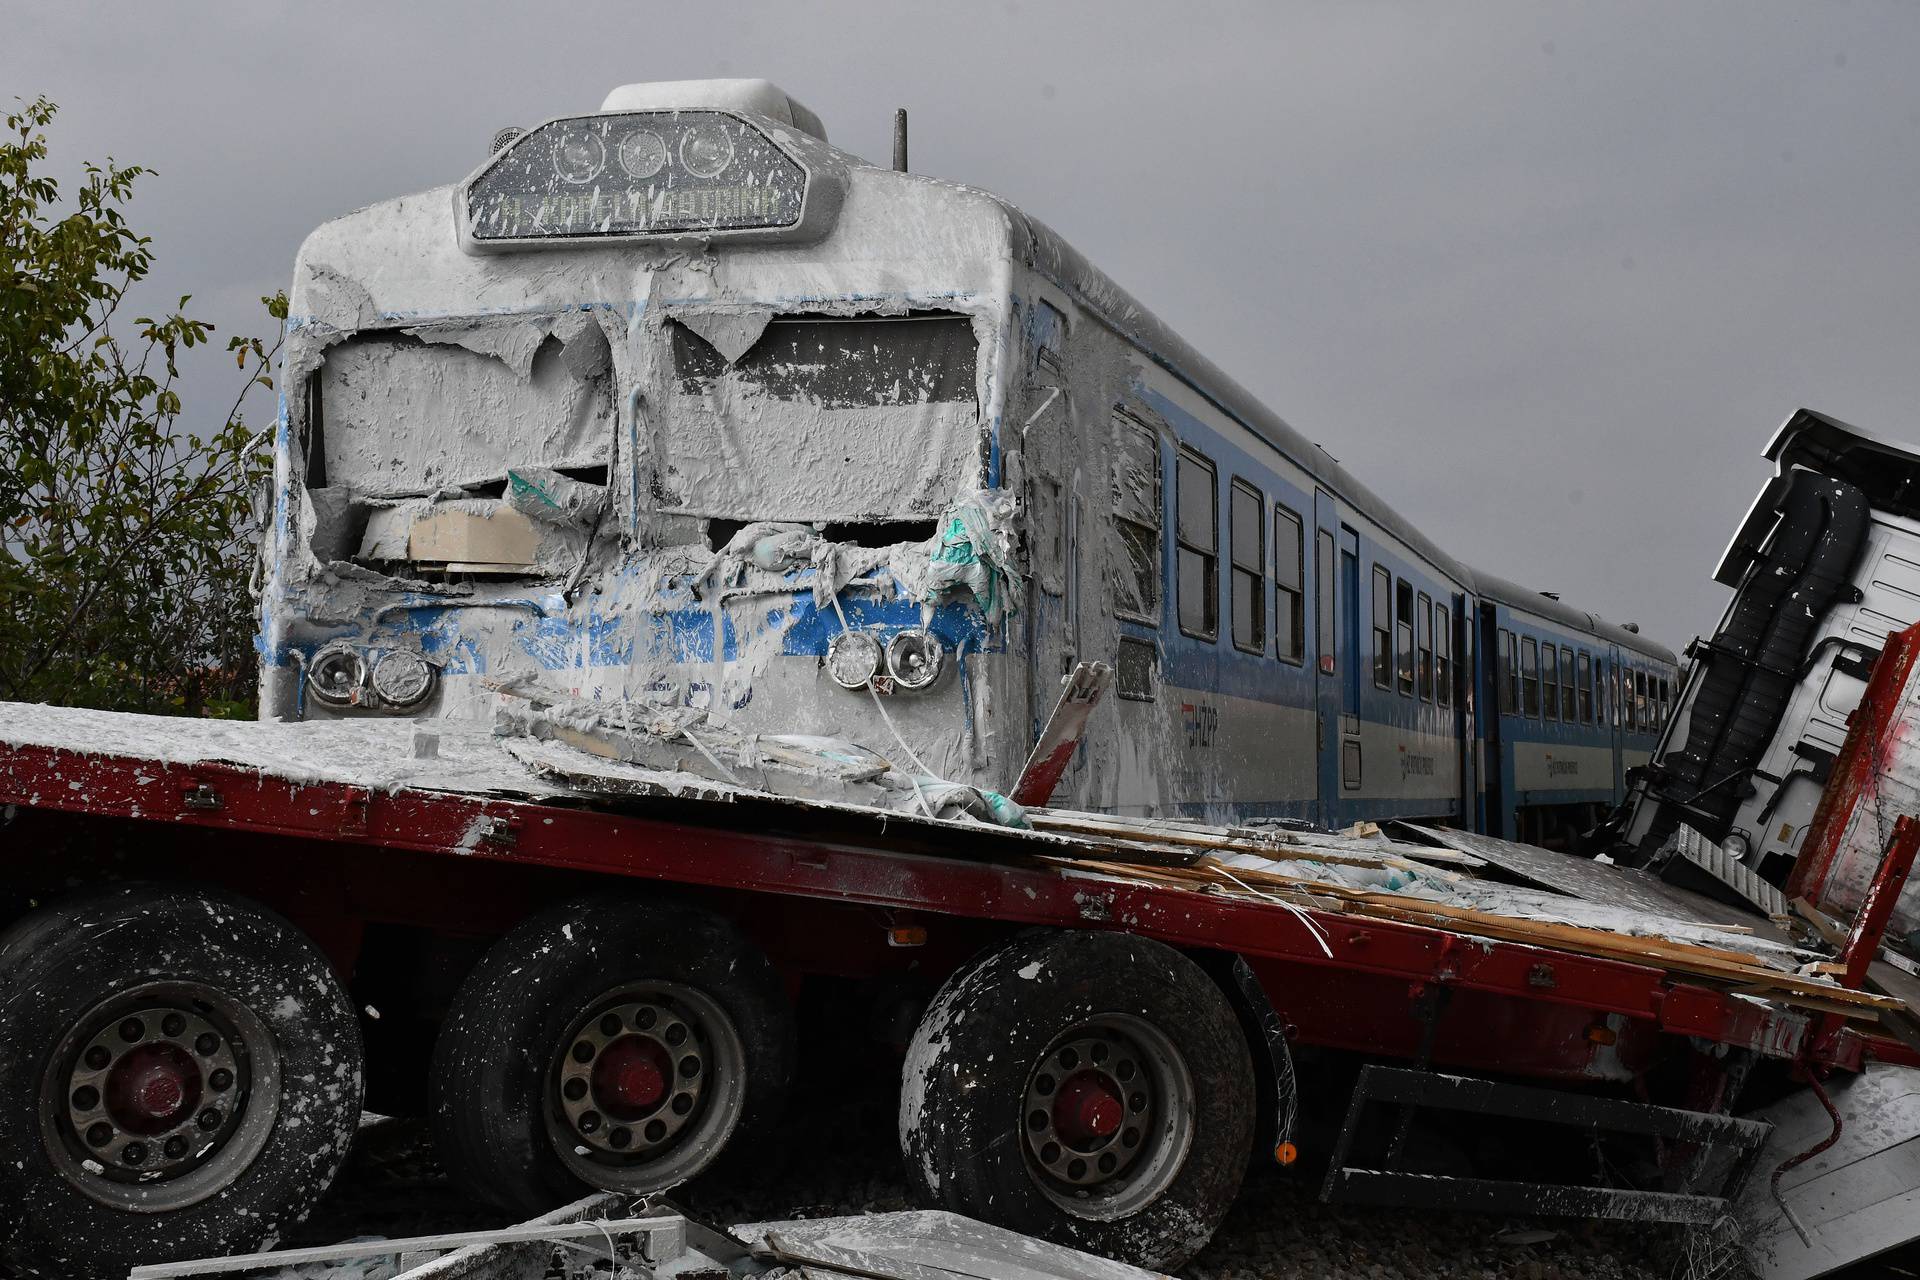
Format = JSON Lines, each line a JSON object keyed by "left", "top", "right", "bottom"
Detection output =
{"left": 429, "top": 894, "right": 792, "bottom": 1216}
{"left": 900, "top": 930, "right": 1254, "bottom": 1271}
{"left": 0, "top": 882, "right": 363, "bottom": 1280}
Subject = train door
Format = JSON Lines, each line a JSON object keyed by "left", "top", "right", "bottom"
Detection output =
{"left": 1478, "top": 601, "right": 1508, "bottom": 837}
{"left": 1019, "top": 313, "right": 1076, "bottom": 773}
{"left": 1451, "top": 590, "right": 1473, "bottom": 825}
{"left": 1311, "top": 490, "right": 1343, "bottom": 826}
{"left": 1606, "top": 644, "right": 1625, "bottom": 800}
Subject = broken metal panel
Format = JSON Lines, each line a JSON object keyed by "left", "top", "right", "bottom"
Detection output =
{"left": 1404, "top": 823, "right": 1782, "bottom": 935}
{"left": 1740, "top": 1063, "right": 1920, "bottom": 1280}
{"left": 734, "top": 1210, "right": 1171, "bottom": 1280}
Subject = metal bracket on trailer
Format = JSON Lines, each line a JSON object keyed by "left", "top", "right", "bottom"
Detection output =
{"left": 1321, "top": 1065, "right": 1773, "bottom": 1224}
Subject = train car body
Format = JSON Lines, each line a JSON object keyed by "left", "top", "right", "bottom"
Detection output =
{"left": 1477, "top": 576, "right": 1672, "bottom": 843}
{"left": 257, "top": 78, "right": 1673, "bottom": 840}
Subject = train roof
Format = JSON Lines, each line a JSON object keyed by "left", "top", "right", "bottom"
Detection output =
{"left": 1469, "top": 570, "right": 1677, "bottom": 664}
{"left": 994, "top": 203, "right": 1675, "bottom": 665}
{"left": 1003, "top": 206, "right": 1475, "bottom": 587}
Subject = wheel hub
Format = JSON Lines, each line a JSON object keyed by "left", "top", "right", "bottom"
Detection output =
{"left": 591, "top": 1035, "right": 671, "bottom": 1119}
{"left": 1052, "top": 1070, "right": 1124, "bottom": 1145}
{"left": 105, "top": 1042, "right": 203, "bottom": 1136}
{"left": 1022, "top": 1031, "right": 1156, "bottom": 1189}
{"left": 54, "top": 999, "right": 248, "bottom": 1186}
{"left": 555, "top": 997, "right": 708, "bottom": 1159}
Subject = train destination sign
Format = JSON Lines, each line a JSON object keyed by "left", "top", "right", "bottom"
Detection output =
{"left": 462, "top": 110, "right": 811, "bottom": 246}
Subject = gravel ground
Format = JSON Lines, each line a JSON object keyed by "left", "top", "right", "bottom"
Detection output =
{"left": 292, "top": 1080, "right": 1732, "bottom": 1280}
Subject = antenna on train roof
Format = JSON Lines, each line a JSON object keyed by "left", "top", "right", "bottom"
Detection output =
{"left": 893, "top": 108, "right": 909, "bottom": 172}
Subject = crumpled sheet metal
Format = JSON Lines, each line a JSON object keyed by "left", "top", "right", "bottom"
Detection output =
{"left": 733, "top": 1210, "right": 1171, "bottom": 1280}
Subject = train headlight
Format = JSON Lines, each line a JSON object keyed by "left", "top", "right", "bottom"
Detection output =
{"left": 307, "top": 645, "right": 368, "bottom": 707}
{"left": 826, "top": 631, "right": 883, "bottom": 690}
{"left": 885, "top": 630, "right": 945, "bottom": 691}
{"left": 550, "top": 128, "right": 607, "bottom": 183}
{"left": 617, "top": 128, "right": 668, "bottom": 179}
{"left": 678, "top": 123, "right": 736, "bottom": 178}
{"left": 371, "top": 649, "right": 437, "bottom": 710}
{"left": 461, "top": 109, "right": 836, "bottom": 249}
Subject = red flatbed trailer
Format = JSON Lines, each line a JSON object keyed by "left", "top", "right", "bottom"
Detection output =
{"left": 0, "top": 703, "right": 1910, "bottom": 1277}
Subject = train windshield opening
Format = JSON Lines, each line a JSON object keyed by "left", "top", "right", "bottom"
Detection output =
{"left": 662, "top": 312, "right": 981, "bottom": 523}
{"left": 310, "top": 320, "right": 614, "bottom": 498}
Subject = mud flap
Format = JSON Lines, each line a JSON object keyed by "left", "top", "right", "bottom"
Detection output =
{"left": 1740, "top": 1063, "right": 1920, "bottom": 1279}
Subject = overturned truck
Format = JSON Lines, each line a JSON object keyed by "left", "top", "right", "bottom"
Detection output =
{"left": 4, "top": 83, "right": 1919, "bottom": 1280}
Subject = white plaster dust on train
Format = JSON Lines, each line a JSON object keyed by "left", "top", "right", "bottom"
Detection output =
{"left": 257, "top": 77, "right": 1675, "bottom": 834}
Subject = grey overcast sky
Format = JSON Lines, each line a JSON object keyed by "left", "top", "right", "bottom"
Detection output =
{"left": 8, "top": 1, "right": 1919, "bottom": 651}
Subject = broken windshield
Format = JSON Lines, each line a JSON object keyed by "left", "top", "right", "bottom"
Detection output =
{"left": 657, "top": 312, "right": 981, "bottom": 523}
{"left": 310, "top": 316, "right": 613, "bottom": 498}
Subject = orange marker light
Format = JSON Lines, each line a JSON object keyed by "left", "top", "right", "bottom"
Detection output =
{"left": 1274, "top": 1141, "right": 1299, "bottom": 1166}
{"left": 887, "top": 925, "right": 929, "bottom": 948}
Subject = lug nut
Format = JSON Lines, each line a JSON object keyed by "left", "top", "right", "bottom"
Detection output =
{"left": 208, "top": 1068, "right": 233, "bottom": 1092}
{"left": 86, "top": 1122, "right": 113, "bottom": 1148}
{"left": 84, "top": 1046, "right": 111, "bottom": 1071}
{"left": 194, "top": 1032, "right": 220, "bottom": 1056}
{"left": 163, "top": 1136, "right": 187, "bottom": 1160}
{"left": 71, "top": 1085, "right": 100, "bottom": 1111}
{"left": 196, "top": 1107, "right": 223, "bottom": 1131}
{"left": 121, "top": 1142, "right": 147, "bottom": 1166}
{"left": 161, "top": 1013, "right": 186, "bottom": 1038}
{"left": 118, "top": 1019, "right": 145, "bottom": 1043}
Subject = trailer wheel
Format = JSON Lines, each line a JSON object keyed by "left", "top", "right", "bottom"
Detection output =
{"left": 0, "top": 883, "right": 363, "bottom": 1280}
{"left": 429, "top": 895, "right": 792, "bottom": 1216}
{"left": 900, "top": 931, "right": 1254, "bottom": 1271}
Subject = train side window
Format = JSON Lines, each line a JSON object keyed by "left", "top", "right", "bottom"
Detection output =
{"left": 1660, "top": 677, "right": 1671, "bottom": 724}
{"left": 1274, "top": 506, "right": 1304, "bottom": 664}
{"left": 1503, "top": 630, "right": 1519, "bottom": 714}
{"left": 1560, "top": 645, "right": 1576, "bottom": 721}
{"left": 1577, "top": 652, "right": 1593, "bottom": 722}
{"left": 1395, "top": 578, "right": 1414, "bottom": 695}
{"left": 1416, "top": 593, "right": 1434, "bottom": 702}
{"left": 1521, "top": 637, "right": 1540, "bottom": 717}
{"left": 1435, "top": 605, "right": 1452, "bottom": 708}
{"left": 1110, "top": 412, "right": 1160, "bottom": 624}
{"left": 1371, "top": 566, "right": 1392, "bottom": 689}
{"left": 1541, "top": 643, "right": 1559, "bottom": 721}
{"left": 1175, "top": 448, "right": 1218, "bottom": 640}
{"left": 1635, "top": 670, "right": 1648, "bottom": 729}
{"left": 1230, "top": 480, "right": 1264, "bottom": 654}
{"left": 1316, "top": 530, "right": 1336, "bottom": 674}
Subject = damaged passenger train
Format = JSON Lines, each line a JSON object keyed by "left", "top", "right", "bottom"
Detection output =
{"left": 262, "top": 78, "right": 1674, "bottom": 840}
